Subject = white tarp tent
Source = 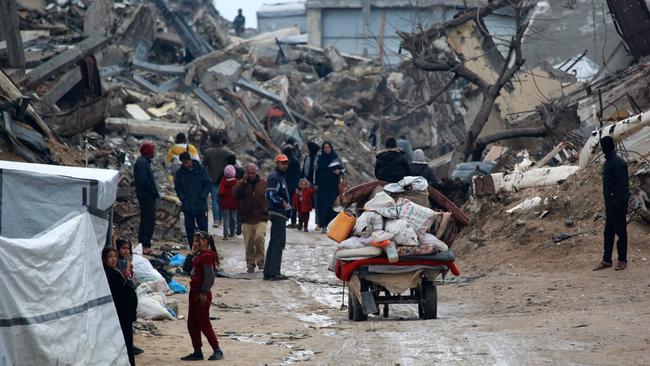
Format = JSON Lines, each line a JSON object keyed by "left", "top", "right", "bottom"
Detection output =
{"left": 0, "top": 160, "right": 120, "bottom": 246}
{"left": 0, "top": 211, "right": 128, "bottom": 366}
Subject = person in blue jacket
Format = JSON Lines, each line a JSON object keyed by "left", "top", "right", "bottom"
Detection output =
{"left": 264, "top": 154, "right": 291, "bottom": 281}
{"left": 175, "top": 152, "right": 212, "bottom": 249}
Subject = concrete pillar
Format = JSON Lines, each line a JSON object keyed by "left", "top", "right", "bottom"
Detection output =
{"left": 0, "top": 0, "right": 26, "bottom": 68}
{"left": 307, "top": 8, "right": 322, "bottom": 48}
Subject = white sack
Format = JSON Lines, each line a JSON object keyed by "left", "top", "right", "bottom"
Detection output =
{"left": 395, "top": 198, "right": 436, "bottom": 235}
{"left": 383, "top": 176, "right": 429, "bottom": 193}
{"left": 132, "top": 245, "right": 170, "bottom": 293}
{"left": 137, "top": 297, "right": 174, "bottom": 320}
{"left": 420, "top": 233, "right": 449, "bottom": 252}
{"left": 354, "top": 211, "right": 384, "bottom": 236}
{"left": 385, "top": 219, "right": 419, "bottom": 246}
{"left": 363, "top": 191, "right": 399, "bottom": 218}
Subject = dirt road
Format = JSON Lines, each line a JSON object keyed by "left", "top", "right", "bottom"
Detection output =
{"left": 136, "top": 221, "right": 650, "bottom": 365}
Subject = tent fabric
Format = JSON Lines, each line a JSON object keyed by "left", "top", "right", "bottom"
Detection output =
{"left": 0, "top": 212, "right": 128, "bottom": 366}
{"left": 0, "top": 160, "right": 119, "bottom": 242}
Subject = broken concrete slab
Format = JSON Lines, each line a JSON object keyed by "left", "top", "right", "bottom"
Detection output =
{"left": 147, "top": 102, "right": 177, "bottom": 118}
{"left": 83, "top": 0, "right": 114, "bottom": 37}
{"left": 42, "top": 67, "right": 82, "bottom": 106}
{"left": 125, "top": 104, "right": 151, "bottom": 121}
{"left": 106, "top": 117, "right": 196, "bottom": 139}
{"left": 200, "top": 59, "right": 243, "bottom": 92}
{"left": 116, "top": 5, "right": 155, "bottom": 47}
{"left": 0, "top": 0, "right": 26, "bottom": 68}
{"left": 20, "top": 35, "right": 111, "bottom": 89}
{"left": 153, "top": 0, "right": 213, "bottom": 58}
{"left": 473, "top": 166, "right": 580, "bottom": 196}
{"left": 132, "top": 74, "right": 181, "bottom": 94}
{"left": 323, "top": 45, "right": 347, "bottom": 73}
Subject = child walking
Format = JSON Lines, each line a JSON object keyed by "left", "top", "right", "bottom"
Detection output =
{"left": 219, "top": 165, "right": 239, "bottom": 240}
{"left": 181, "top": 231, "right": 224, "bottom": 361}
{"left": 292, "top": 178, "right": 317, "bottom": 232}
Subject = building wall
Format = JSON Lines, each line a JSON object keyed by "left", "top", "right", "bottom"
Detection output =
{"left": 312, "top": 6, "right": 515, "bottom": 65}
{"left": 258, "top": 15, "right": 308, "bottom": 33}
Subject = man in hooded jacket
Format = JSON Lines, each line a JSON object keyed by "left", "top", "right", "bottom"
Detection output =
{"left": 375, "top": 137, "right": 411, "bottom": 183}
{"left": 594, "top": 136, "right": 630, "bottom": 271}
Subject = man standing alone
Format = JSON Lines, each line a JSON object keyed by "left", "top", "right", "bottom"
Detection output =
{"left": 594, "top": 136, "right": 630, "bottom": 271}
{"left": 264, "top": 154, "right": 291, "bottom": 281}
{"left": 233, "top": 9, "right": 245, "bottom": 36}
{"left": 204, "top": 135, "right": 231, "bottom": 228}
{"left": 175, "top": 152, "right": 212, "bottom": 248}
{"left": 234, "top": 164, "right": 268, "bottom": 273}
{"left": 134, "top": 142, "right": 159, "bottom": 255}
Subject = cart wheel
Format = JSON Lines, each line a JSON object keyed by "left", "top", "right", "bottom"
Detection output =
{"left": 418, "top": 279, "right": 437, "bottom": 320}
{"left": 349, "top": 293, "right": 368, "bottom": 321}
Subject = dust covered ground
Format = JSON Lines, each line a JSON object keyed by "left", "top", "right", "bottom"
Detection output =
{"left": 135, "top": 167, "right": 650, "bottom": 365}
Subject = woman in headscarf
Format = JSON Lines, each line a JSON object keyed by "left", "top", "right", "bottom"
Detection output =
{"left": 315, "top": 141, "right": 343, "bottom": 233}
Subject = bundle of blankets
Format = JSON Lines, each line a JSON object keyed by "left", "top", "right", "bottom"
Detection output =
{"left": 330, "top": 177, "right": 460, "bottom": 281}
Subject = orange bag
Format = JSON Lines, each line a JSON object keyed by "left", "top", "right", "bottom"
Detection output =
{"left": 328, "top": 211, "right": 357, "bottom": 243}
{"left": 370, "top": 240, "right": 391, "bottom": 248}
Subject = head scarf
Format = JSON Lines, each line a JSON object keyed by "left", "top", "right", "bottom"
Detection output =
{"left": 139, "top": 142, "right": 155, "bottom": 159}
{"left": 412, "top": 149, "right": 427, "bottom": 163}
{"left": 317, "top": 141, "right": 338, "bottom": 169}
{"left": 307, "top": 141, "right": 320, "bottom": 156}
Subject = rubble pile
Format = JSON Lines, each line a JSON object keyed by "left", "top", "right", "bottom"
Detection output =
{"left": 1, "top": 0, "right": 466, "bottom": 241}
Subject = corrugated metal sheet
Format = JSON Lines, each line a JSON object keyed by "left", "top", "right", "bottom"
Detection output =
{"left": 606, "top": 0, "right": 650, "bottom": 59}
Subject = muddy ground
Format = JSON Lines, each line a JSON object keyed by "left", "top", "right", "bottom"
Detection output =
{"left": 134, "top": 208, "right": 650, "bottom": 366}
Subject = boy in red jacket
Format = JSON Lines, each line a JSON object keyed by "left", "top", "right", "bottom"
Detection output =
{"left": 292, "top": 178, "right": 317, "bottom": 232}
{"left": 219, "top": 165, "right": 239, "bottom": 240}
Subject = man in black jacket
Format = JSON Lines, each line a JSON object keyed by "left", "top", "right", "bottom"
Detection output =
{"left": 264, "top": 154, "right": 291, "bottom": 281}
{"left": 374, "top": 137, "right": 411, "bottom": 183}
{"left": 134, "top": 142, "right": 159, "bottom": 255}
{"left": 594, "top": 136, "right": 630, "bottom": 271}
{"left": 175, "top": 152, "right": 212, "bottom": 249}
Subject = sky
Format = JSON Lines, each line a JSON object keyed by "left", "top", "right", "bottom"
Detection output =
{"left": 214, "top": 0, "right": 267, "bottom": 29}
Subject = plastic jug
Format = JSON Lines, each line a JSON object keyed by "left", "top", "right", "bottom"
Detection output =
{"left": 328, "top": 211, "right": 357, "bottom": 243}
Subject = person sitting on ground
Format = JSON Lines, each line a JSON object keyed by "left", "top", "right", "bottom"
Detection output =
{"left": 410, "top": 149, "right": 438, "bottom": 188}
{"left": 219, "top": 165, "right": 239, "bottom": 240}
{"left": 181, "top": 231, "right": 224, "bottom": 361}
{"left": 166, "top": 133, "right": 200, "bottom": 174}
{"left": 103, "top": 247, "right": 138, "bottom": 366}
{"left": 374, "top": 137, "right": 411, "bottom": 183}
{"left": 292, "top": 178, "right": 317, "bottom": 232}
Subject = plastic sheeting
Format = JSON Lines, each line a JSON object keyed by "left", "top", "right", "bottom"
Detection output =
{"left": 0, "top": 212, "right": 128, "bottom": 366}
{"left": 0, "top": 160, "right": 119, "bottom": 244}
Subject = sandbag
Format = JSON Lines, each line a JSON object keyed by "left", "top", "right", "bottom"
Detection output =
{"left": 383, "top": 176, "right": 428, "bottom": 193}
{"left": 385, "top": 219, "right": 419, "bottom": 246}
{"left": 137, "top": 296, "right": 175, "bottom": 320}
{"left": 364, "top": 191, "right": 399, "bottom": 218}
{"left": 395, "top": 198, "right": 435, "bottom": 235}
{"left": 354, "top": 211, "right": 383, "bottom": 236}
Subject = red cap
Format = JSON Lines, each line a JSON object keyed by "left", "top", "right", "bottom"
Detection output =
{"left": 275, "top": 154, "right": 289, "bottom": 162}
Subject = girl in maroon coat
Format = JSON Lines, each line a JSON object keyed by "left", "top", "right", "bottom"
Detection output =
{"left": 181, "top": 231, "right": 224, "bottom": 361}
{"left": 219, "top": 165, "right": 239, "bottom": 240}
{"left": 292, "top": 178, "right": 317, "bottom": 232}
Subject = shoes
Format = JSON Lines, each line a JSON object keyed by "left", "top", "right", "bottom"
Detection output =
{"left": 297, "top": 226, "right": 303, "bottom": 231}
{"left": 615, "top": 261, "right": 627, "bottom": 270}
{"left": 303, "top": 227, "right": 308, "bottom": 232}
{"left": 142, "top": 247, "right": 153, "bottom": 255}
{"left": 208, "top": 348, "right": 224, "bottom": 361}
{"left": 593, "top": 261, "right": 612, "bottom": 271}
{"left": 212, "top": 223, "right": 219, "bottom": 228}
{"left": 247, "top": 267, "right": 255, "bottom": 273}
{"left": 321, "top": 228, "right": 327, "bottom": 234}
{"left": 222, "top": 236, "right": 228, "bottom": 241}
{"left": 180, "top": 352, "right": 203, "bottom": 361}
{"left": 133, "top": 346, "right": 144, "bottom": 355}
{"left": 258, "top": 263, "right": 264, "bottom": 270}
{"left": 268, "top": 274, "right": 288, "bottom": 281}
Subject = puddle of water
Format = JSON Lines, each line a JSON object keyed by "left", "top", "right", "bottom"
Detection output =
{"left": 296, "top": 313, "right": 335, "bottom": 327}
